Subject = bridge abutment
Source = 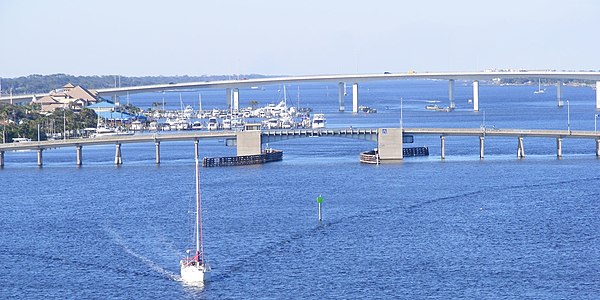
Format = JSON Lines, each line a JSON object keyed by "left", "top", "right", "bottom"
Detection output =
{"left": 473, "top": 80, "right": 479, "bottom": 111}
{"left": 377, "top": 128, "right": 403, "bottom": 160}
{"left": 338, "top": 82, "right": 345, "bottom": 112}
{"left": 352, "top": 83, "right": 359, "bottom": 113}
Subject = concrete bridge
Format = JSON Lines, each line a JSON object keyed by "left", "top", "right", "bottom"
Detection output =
{"left": 1, "top": 127, "right": 600, "bottom": 167}
{"left": 3, "top": 70, "right": 600, "bottom": 111}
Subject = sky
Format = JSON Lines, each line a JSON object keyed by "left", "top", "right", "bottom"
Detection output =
{"left": 1, "top": 0, "right": 599, "bottom": 77}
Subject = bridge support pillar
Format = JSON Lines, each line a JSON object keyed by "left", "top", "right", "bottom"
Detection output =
{"left": 448, "top": 79, "right": 455, "bottom": 108}
{"left": 0, "top": 151, "right": 4, "bottom": 168}
{"left": 352, "top": 83, "right": 359, "bottom": 113}
{"left": 596, "top": 81, "right": 600, "bottom": 110}
{"left": 377, "top": 128, "right": 403, "bottom": 161}
{"left": 596, "top": 138, "right": 600, "bottom": 157}
{"left": 155, "top": 141, "right": 161, "bottom": 164}
{"left": 473, "top": 80, "right": 479, "bottom": 111}
{"left": 236, "top": 130, "right": 262, "bottom": 156}
{"left": 114, "top": 143, "right": 123, "bottom": 165}
{"left": 556, "top": 138, "right": 563, "bottom": 158}
{"left": 557, "top": 81, "right": 564, "bottom": 107}
{"left": 338, "top": 82, "right": 345, "bottom": 112}
{"left": 479, "top": 136, "right": 484, "bottom": 159}
{"left": 440, "top": 135, "right": 446, "bottom": 160}
{"left": 517, "top": 137, "right": 525, "bottom": 159}
{"left": 76, "top": 145, "right": 82, "bottom": 166}
{"left": 232, "top": 88, "right": 239, "bottom": 112}
{"left": 194, "top": 139, "right": 199, "bottom": 160}
{"left": 37, "top": 148, "right": 43, "bottom": 167}
{"left": 226, "top": 88, "right": 232, "bottom": 108}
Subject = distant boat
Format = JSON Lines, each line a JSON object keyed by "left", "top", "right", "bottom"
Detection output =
{"left": 311, "top": 113, "right": 326, "bottom": 129}
{"left": 534, "top": 78, "right": 546, "bottom": 94}
{"left": 180, "top": 156, "right": 211, "bottom": 284}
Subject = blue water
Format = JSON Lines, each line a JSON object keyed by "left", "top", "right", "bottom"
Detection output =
{"left": 2, "top": 81, "right": 600, "bottom": 298}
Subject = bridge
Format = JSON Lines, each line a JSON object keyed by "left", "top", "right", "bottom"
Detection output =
{"left": 1, "top": 127, "right": 599, "bottom": 167}
{"left": 2, "top": 70, "right": 600, "bottom": 111}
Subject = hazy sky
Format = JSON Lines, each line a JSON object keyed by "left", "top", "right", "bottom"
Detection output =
{"left": 1, "top": 0, "right": 598, "bottom": 77}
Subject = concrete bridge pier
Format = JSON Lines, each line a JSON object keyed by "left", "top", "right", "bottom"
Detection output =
{"left": 596, "top": 81, "right": 600, "bottom": 110}
{"left": 37, "top": 148, "right": 44, "bottom": 167}
{"left": 194, "top": 139, "right": 199, "bottom": 159}
{"left": 596, "top": 138, "right": 600, "bottom": 157}
{"left": 76, "top": 145, "right": 82, "bottom": 166}
{"left": 0, "top": 151, "right": 4, "bottom": 167}
{"left": 448, "top": 79, "right": 455, "bottom": 108}
{"left": 338, "top": 82, "right": 345, "bottom": 112}
{"left": 556, "top": 138, "right": 563, "bottom": 158}
{"left": 440, "top": 135, "right": 446, "bottom": 159}
{"left": 517, "top": 137, "right": 525, "bottom": 159}
{"left": 236, "top": 130, "right": 262, "bottom": 156}
{"left": 114, "top": 143, "right": 123, "bottom": 165}
{"left": 155, "top": 141, "right": 161, "bottom": 164}
{"left": 232, "top": 88, "right": 239, "bottom": 112}
{"left": 377, "top": 128, "right": 403, "bottom": 161}
{"left": 479, "top": 136, "right": 484, "bottom": 159}
{"left": 352, "top": 83, "right": 359, "bottom": 113}
{"left": 473, "top": 80, "right": 480, "bottom": 111}
{"left": 226, "top": 88, "right": 232, "bottom": 108}
{"left": 557, "top": 81, "right": 564, "bottom": 107}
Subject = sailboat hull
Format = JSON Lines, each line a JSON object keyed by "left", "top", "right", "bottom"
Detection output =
{"left": 180, "top": 262, "right": 211, "bottom": 283}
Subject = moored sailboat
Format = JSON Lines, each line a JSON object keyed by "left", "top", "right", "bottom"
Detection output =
{"left": 180, "top": 156, "right": 211, "bottom": 284}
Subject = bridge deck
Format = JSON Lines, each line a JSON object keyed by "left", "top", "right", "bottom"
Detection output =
{"left": 1, "top": 127, "right": 599, "bottom": 152}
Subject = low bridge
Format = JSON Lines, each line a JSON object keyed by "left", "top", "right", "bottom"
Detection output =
{"left": 1, "top": 127, "right": 599, "bottom": 167}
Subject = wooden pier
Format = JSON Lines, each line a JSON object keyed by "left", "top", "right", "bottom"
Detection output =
{"left": 202, "top": 149, "right": 283, "bottom": 167}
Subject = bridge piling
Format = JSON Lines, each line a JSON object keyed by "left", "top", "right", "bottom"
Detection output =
{"left": 473, "top": 80, "right": 480, "bottom": 111}
{"left": 596, "top": 81, "right": 600, "bottom": 110}
{"left": 479, "top": 136, "right": 484, "bottom": 159}
{"left": 155, "top": 141, "right": 161, "bottom": 164}
{"left": 226, "top": 88, "right": 232, "bottom": 108}
{"left": 352, "top": 83, "right": 359, "bottom": 113}
{"left": 233, "top": 88, "right": 239, "bottom": 112}
{"left": 517, "top": 137, "right": 525, "bottom": 159}
{"left": 194, "top": 139, "right": 199, "bottom": 160}
{"left": 114, "top": 143, "right": 122, "bottom": 165}
{"left": 338, "top": 82, "right": 345, "bottom": 112}
{"left": 440, "top": 135, "right": 446, "bottom": 159}
{"left": 0, "top": 151, "right": 4, "bottom": 167}
{"left": 37, "top": 148, "right": 43, "bottom": 167}
{"left": 556, "top": 138, "right": 563, "bottom": 158}
{"left": 596, "top": 139, "right": 600, "bottom": 157}
{"left": 76, "top": 145, "right": 82, "bottom": 166}
{"left": 448, "top": 79, "right": 455, "bottom": 108}
{"left": 557, "top": 81, "right": 564, "bottom": 107}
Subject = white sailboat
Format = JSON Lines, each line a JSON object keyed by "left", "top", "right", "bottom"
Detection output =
{"left": 534, "top": 78, "right": 545, "bottom": 94}
{"left": 180, "top": 156, "right": 211, "bottom": 284}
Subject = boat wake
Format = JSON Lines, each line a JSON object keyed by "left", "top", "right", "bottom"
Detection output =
{"left": 102, "top": 225, "right": 180, "bottom": 282}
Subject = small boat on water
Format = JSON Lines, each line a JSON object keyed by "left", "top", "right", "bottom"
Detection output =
{"left": 534, "top": 78, "right": 545, "bottom": 94}
{"left": 311, "top": 113, "right": 326, "bottom": 129}
{"left": 180, "top": 156, "right": 211, "bottom": 284}
{"left": 207, "top": 117, "right": 219, "bottom": 131}
{"left": 92, "top": 126, "right": 134, "bottom": 138}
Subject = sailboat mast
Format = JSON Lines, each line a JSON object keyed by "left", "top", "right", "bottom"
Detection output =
{"left": 195, "top": 156, "right": 204, "bottom": 264}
